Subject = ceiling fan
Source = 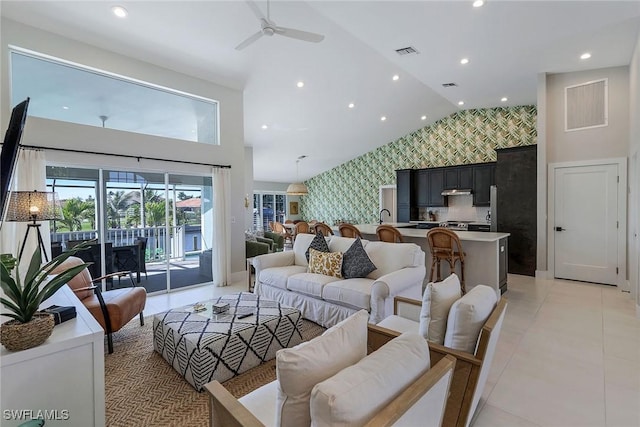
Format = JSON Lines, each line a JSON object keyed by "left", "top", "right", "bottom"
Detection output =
{"left": 235, "top": 0, "right": 325, "bottom": 51}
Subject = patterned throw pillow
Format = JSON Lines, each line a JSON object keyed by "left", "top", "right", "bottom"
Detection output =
{"left": 308, "top": 248, "right": 343, "bottom": 278}
{"left": 342, "top": 238, "right": 377, "bottom": 279}
{"left": 245, "top": 231, "right": 257, "bottom": 242}
{"left": 305, "top": 231, "right": 330, "bottom": 261}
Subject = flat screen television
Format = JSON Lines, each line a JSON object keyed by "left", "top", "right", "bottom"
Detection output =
{"left": 0, "top": 98, "right": 30, "bottom": 224}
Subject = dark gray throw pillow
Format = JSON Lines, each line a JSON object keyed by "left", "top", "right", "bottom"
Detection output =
{"left": 342, "top": 238, "right": 377, "bottom": 279}
{"left": 305, "top": 231, "right": 330, "bottom": 261}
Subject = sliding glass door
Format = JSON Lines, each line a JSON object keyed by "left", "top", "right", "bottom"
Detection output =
{"left": 47, "top": 165, "right": 214, "bottom": 294}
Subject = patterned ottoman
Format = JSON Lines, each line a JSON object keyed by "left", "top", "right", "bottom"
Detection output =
{"left": 153, "top": 292, "right": 303, "bottom": 391}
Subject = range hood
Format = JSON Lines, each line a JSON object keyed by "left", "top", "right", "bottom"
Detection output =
{"left": 441, "top": 188, "right": 472, "bottom": 196}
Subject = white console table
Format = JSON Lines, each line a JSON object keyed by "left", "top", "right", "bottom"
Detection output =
{"left": 0, "top": 285, "right": 105, "bottom": 427}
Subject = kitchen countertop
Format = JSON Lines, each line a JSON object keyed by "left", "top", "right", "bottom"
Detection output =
{"left": 349, "top": 224, "right": 510, "bottom": 242}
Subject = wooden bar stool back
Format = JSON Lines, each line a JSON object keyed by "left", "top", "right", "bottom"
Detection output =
{"left": 427, "top": 227, "right": 466, "bottom": 294}
{"left": 314, "top": 222, "right": 334, "bottom": 236}
{"left": 338, "top": 223, "right": 363, "bottom": 239}
{"left": 376, "top": 224, "right": 404, "bottom": 243}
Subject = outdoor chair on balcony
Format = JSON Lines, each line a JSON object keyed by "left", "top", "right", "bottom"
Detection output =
{"left": 134, "top": 236, "right": 148, "bottom": 280}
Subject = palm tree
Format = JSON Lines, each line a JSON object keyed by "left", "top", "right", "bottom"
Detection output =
{"left": 59, "top": 198, "right": 89, "bottom": 231}
{"left": 108, "top": 190, "right": 133, "bottom": 229}
{"left": 145, "top": 201, "right": 165, "bottom": 226}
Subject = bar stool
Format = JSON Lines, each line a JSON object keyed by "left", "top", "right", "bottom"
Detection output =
{"left": 338, "top": 223, "right": 363, "bottom": 239}
{"left": 376, "top": 224, "right": 404, "bottom": 243}
{"left": 426, "top": 227, "right": 466, "bottom": 294}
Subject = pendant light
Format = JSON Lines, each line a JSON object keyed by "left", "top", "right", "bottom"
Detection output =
{"left": 287, "top": 156, "right": 308, "bottom": 196}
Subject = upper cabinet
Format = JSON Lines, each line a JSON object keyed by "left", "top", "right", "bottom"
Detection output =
{"left": 396, "top": 169, "right": 417, "bottom": 222}
{"left": 427, "top": 169, "right": 446, "bottom": 207}
{"left": 444, "top": 166, "right": 472, "bottom": 190}
{"left": 472, "top": 163, "right": 495, "bottom": 206}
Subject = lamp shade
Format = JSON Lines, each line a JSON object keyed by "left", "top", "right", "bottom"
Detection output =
{"left": 286, "top": 182, "right": 308, "bottom": 196}
{"left": 5, "top": 190, "right": 64, "bottom": 222}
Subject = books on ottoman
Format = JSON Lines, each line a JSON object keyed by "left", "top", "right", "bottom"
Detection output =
{"left": 42, "top": 305, "right": 77, "bottom": 325}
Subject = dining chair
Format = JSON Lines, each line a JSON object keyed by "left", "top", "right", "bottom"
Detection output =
{"left": 338, "top": 223, "right": 363, "bottom": 239}
{"left": 294, "top": 221, "right": 310, "bottom": 236}
{"left": 272, "top": 221, "right": 294, "bottom": 247}
{"left": 376, "top": 224, "right": 404, "bottom": 243}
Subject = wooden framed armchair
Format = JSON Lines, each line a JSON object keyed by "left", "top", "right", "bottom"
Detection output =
{"left": 368, "top": 296, "right": 507, "bottom": 427}
{"left": 51, "top": 256, "right": 147, "bottom": 354}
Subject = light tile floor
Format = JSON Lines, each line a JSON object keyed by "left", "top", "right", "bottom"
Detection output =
{"left": 146, "top": 274, "right": 640, "bottom": 427}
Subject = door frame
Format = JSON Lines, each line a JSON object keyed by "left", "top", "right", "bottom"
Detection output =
{"left": 547, "top": 157, "right": 627, "bottom": 288}
{"left": 379, "top": 185, "right": 397, "bottom": 223}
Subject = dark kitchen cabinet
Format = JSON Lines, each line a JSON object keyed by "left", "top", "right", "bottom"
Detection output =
{"left": 415, "top": 170, "right": 429, "bottom": 207}
{"left": 444, "top": 166, "right": 473, "bottom": 190}
{"left": 495, "top": 145, "right": 537, "bottom": 276}
{"left": 472, "top": 163, "right": 495, "bottom": 206}
{"left": 427, "top": 169, "right": 446, "bottom": 207}
{"left": 396, "top": 169, "right": 417, "bottom": 222}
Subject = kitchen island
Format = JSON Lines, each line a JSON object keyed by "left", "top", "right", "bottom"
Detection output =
{"left": 336, "top": 224, "right": 510, "bottom": 297}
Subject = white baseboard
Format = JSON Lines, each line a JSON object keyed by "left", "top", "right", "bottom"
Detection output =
{"left": 535, "top": 270, "right": 550, "bottom": 279}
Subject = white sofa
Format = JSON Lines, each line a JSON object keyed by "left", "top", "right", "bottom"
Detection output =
{"left": 252, "top": 233, "right": 426, "bottom": 327}
{"left": 205, "top": 310, "right": 456, "bottom": 427}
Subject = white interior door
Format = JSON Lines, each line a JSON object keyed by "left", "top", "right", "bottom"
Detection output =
{"left": 554, "top": 164, "right": 618, "bottom": 285}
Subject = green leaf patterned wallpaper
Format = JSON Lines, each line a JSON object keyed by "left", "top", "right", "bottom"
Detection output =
{"left": 300, "top": 106, "right": 537, "bottom": 224}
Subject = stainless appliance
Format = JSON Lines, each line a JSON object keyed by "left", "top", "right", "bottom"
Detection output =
{"left": 438, "top": 220, "right": 473, "bottom": 231}
{"left": 441, "top": 188, "right": 472, "bottom": 196}
{"left": 490, "top": 185, "right": 497, "bottom": 232}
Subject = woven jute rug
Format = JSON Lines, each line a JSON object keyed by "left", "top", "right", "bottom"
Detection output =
{"left": 105, "top": 316, "right": 325, "bottom": 427}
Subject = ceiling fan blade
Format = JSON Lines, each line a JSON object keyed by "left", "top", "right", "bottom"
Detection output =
{"left": 235, "top": 31, "right": 264, "bottom": 50}
{"left": 245, "top": 0, "right": 267, "bottom": 21}
{"left": 274, "top": 26, "right": 325, "bottom": 43}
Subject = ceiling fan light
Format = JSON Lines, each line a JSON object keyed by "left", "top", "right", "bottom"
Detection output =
{"left": 286, "top": 182, "right": 308, "bottom": 195}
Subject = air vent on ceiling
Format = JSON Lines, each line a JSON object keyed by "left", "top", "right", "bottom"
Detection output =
{"left": 442, "top": 83, "right": 458, "bottom": 88}
{"left": 565, "top": 78, "right": 608, "bottom": 131}
{"left": 395, "top": 46, "right": 419, "bottom": 56}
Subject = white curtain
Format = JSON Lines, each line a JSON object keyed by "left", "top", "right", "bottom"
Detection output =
{"left": 0, "top": 148, "right": 49, "bottom": 271}
{"left": 211, "top": 167, "right": 231, "bottom": 287}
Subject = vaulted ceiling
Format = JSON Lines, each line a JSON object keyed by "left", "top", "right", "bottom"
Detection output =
{"left": 2, "top": 1, "right": 639, "bottom": 183}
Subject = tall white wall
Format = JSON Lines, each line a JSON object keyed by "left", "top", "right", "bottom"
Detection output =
{"left": 629, "top": 32, "right": 640, "bottom": 314}
{"left": 546, "top": 66, "right": 630, "bottom": 163}
{"left": 1, "top": 18, "right": 247, "bottom": 280}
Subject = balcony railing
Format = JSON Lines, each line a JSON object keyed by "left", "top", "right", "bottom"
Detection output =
{"left": 50, "top": 225, "right": 204, "bottom": 261}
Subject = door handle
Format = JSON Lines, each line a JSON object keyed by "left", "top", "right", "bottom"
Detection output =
{"left": 555, "top": 226, "right": 566, "bottom": 232}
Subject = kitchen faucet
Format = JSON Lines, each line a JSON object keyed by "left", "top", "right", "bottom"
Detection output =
{"left": 379, "top": 209, "right": 391, "bottom": 224}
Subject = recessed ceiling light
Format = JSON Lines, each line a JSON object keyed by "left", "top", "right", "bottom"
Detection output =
{"left": 501, "top": 97, "right": 508, "bottom": 102}
{"left": 473, "top": 0, "right": 485, "bottom": 7}
{"left": 458, "top": 101, "right": 464, "bottom": 106}
{"left": 348, "top": 103, "right": 355, "bottom": 109}
{"left": 111, "top": 6, "right": 128, "bottom": 18}
{"left": 421, "top": 115, "right": 427, "bottom": 120}
{"left": 460, "top": 58, "right": 469, "bottom": 65}
{"left": 296, "top": 81, "right": 305, "bottom": 88}
{"left": 580, "top": 52, "right": 591, "bottom": 60}
{"left": 380, "top": 116, "right": 387, "bottom": 121}
{"left": 62, "top": 106, "right": 69, "bottom": 110}
{"left": 261, "top": 124, "right": 268, "bottom": 130}
{"left": 392, "top": 75, "right": 400, "bottom": 81}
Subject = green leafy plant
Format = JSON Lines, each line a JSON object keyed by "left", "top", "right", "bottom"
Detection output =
{"left": 0, "top": 243, "right": 92, "bottom": 324}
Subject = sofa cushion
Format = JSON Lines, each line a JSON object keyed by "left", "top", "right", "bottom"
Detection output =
{"left": 322, "top": 278, "right": 374, "bottom": 310}
{"left": 364, "top": 242, "right": 423, "bottom": 279}
{"left": 377, "top": 314, "right": 420, "bottom": 334}
{"left": 259, "top": 265, "right": 308, "bottom": 290}
{"left": 328, "top": 235, "right": 368, "bottom": 253}
{"left": 342, "top": 237, "right": 377, "bottom": 279}
{"left": 238, "top": 380, "right": 278, "bottom": 426}
{"left": 292, "top": 233, "right": 316, "bottom": 267}
{"left": 418, "top": 281, "right": 433, "bottom": 339}
{"left": 305, "top": 231, "right": 330, "bottom": 261}
{"left": 444, "top": 284, "right": 497, "bottom": 353}
{"left": 275, "top": 310, "right": 369, "bottom": 427}
{"left": 310, "top": 332, "right": 430, "bottom": 427}
{"left": 308, "top": 248, "right": 343, "bottom": 278}
{"left": 428, "top": 274, "right": 463, "bottom": 344}
{"left": 287, "top": 273, "right": 339, "bottom": 298}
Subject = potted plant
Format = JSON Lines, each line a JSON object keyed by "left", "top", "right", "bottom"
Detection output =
{"left": 0, "top": 243, "right": 91, "bottom": 351}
